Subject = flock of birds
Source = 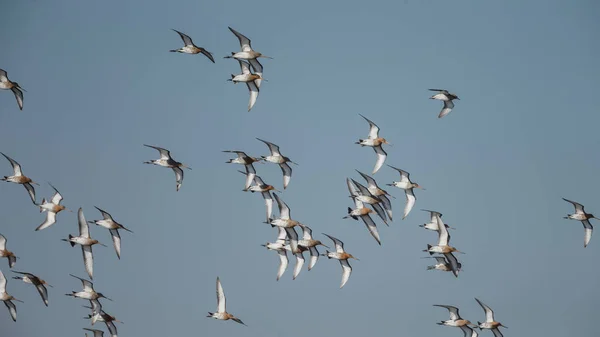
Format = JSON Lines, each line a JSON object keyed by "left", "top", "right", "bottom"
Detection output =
{"left": 0, "top": 23, "right": 597, "bottom": 337}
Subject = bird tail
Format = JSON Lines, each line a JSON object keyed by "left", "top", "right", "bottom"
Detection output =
{"left": 426, "top": 266, "right": 435, "bottom": 270}
{"left": 426, "top": 244, "right": 434, "bottom": 255}
{"left": 1, "top": 176, "right": 7, "bottom": 181}
{"left": 67, "top": 234, "right": 75, "bottom": 247}
{"left": 39, "top": 198, "right": 46, "bottom": 212}
{"left": 169, "top": 49, "right": 178, "bottom": 52}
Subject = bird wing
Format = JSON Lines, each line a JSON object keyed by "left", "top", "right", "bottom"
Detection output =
{"left": 36, "top": 211, "right": 57, "bottom": 231}
{"left": 379, "top": 194, "right": 393, "bottom": 221}
{"left": 144, "top": 144, "right": 171, "bottom": 160}
{"left": 272, "top": 193, "right": 291, "bottom": 220}
{"left": 475, "top": 298, "right": 495, "bottom": 322}
{"left": 323, "top": 233, "right": 345, "bottom": 253}
{"left": 350, "top": 179, "right": 372, "bottom": 196}
{"left": 11, "top": 87, "right": 23, "bottom": 110}
{"left": 562, "top": 198, "right": 585, "bottom": 213}
{"left": 1, "top": 153, "right": 22, "bottom": 176}
{"left": 301, "top": 224, "right": 313, "bottom": 240}
{"left": 78, "top": 208, "right": 90, "bottom": 238}
{"left": 94, "top": 206, "right": 114, "bottom": 221}
{"left": 285, "top": 227, "right": 299, "bottom": 255}
{"left": 172, "top": 29, "right": 194, "bottom": 46}
{"left": 439, "top": 100, "right": 454, "bottom": 118}
{"left": 347, "top": 178, "right": 360, "bottom": 197}
{"left": 262, "top": 191, "right": 274, "bottom": 221}
{"left": 360, "top": 214, "right": 381, "bottom": 245}
{"left": 356, "top": 170, "right": 379, "bottom": 190}
{"left": 280, "top": 162, "right": 292, "bottom": 189}
{"left": 437, "top": 213, "right": 451, "bottom": 246}
{"left": 292, "top": 252, "right": 304, "bottom": 280}
{"left": 48, "top": 183, "right": 63, "bottom": 204}
{"left": 23, "top": 183, "right": 36, "bottom": 204}
{"left": 308, "top": 247, "right": 319, "bottom": 270}
{"left": 216, "top": 277, "right": 226, "bottom": 313}
{"left": 238, "top": 59, "right": 252, "bottom": 75}
{"left": 5, "top": 300, "right": 16, "bottom": 321}
{"left": 340, "top": 259, "right": 352, "bottom": 288}
{"left": 82, "top": 245, "right": 94, "bottom": 280}
{"left": 433, "top": 304, "right": 461, "bottom": 320}
{"left": 422, "top": 209, "right": 442, "bottom": 223}
{"left": 109, "top": 229, "right": 121, "bottom": 259}
{"left": 246, "top": 80, "right": 259, "bottom": 112}
{"left": 359, "top": 114, "right": 380, "bottom": 139}
{"left": 244, "top": 164, "right": 256, "bottom": 190}
{"left": 0, "top": 234, "right": 6, "bottom": 251}
{"left": 228, "top": 26, "right": 253, "bottom": 52}
{"left": 105, "top": 320, "right": 118, "bottom": 337}
{"left": 372, "top": 145, "right": 387, "bottom": 174}
{"left": 35, "top": 282, "right": 49, "bottom": 306}
{"left": 582, "top": 220, "right": 593, "bottom": 248}
{"left": 200, "top": 49, "right": 215, "bottom": 63}
{"left": 249, "top": 58, "right": 263, "bottom": 88}
{"left": 491, "top": 328, "right": 503, "bottom": 337}
{"left": 0, "top": 69, "right": 6, "bottom": 80}
{"left": 460, "top": 325, "right": 477, "bottom": 337}
{"left": 403, "top": 188, "right": 416, "bottom": 220}
{"left": 276, "top": 250, "right": 288, "bottom": 281}
{"left": 275, "top": 227, "right": 287, "bottom": 241}
{"left": 0, "top": 270, "right": 6, "bottom": 292}
{"left": 172, "top": 167, "right": 184, "bottom": 191}
{"left": 444, "top": 252, "right": 460, "bottom": 277}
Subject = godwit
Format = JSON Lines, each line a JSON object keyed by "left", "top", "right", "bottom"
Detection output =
{"left": 143, "top": 144, "right": 191, "bottom": 191}
{"left": 562, "top": 198, "right": 597, "bottom": 247}
{"left": 227, "top": 60, "right": 262, "bottom": 111}
{"left": 83, "top": 328, "right": 104, "bottom": 337}
{"left": 347, "top": 178, "right": 388, "bottom": 225}
{"left": 343, "top": 195, "right": 381, "bottom": 245}
{"left": 434, "top": 304, "right": 476, "bottom": 328}
{"left": 170, "top": 29, "right": 215, "bottom": 63}
{"left": 0, "top": 234, "right": 17, "bottom": 268}
{"left": 297, "top": 225, "right": 328, "bottom": 271}
{"left": 423, "top": 256, "right": 463, "bottom": 273}
{"left": 238, "top": 170, "right": 276, "bottom": 221}
{"left": 321, "top": 234, "right": 358, "bottom": 289}
{"left": 207, "top": 277, "right": 246, "bottom": 326}
{"left": 355, "top": 114, "right": 391, "bottom": 174}
{"left": 261, "top": 227, "right": 288, "bottom": 281}
{"left": 12, "top": 271, "right": 51, "bottom": 306}
{"left": 0, "top": 270, "right": 21, "bottom": 322}
{"left": 356, "top": 169, "right": 394, "bottom": 220}
{"left": 0, "top": 69, "right": 24, "bottom": 110}
{"left": 223, "top": 150, "right": 261, "bottom": 190}
{"left": 474, "top": 298, "right": 507, "bottom": 336}
{"left": 65, "top": 274, "right": 111, "bottom": 307}
{"left": 429, "top": 89, "right": 460, "bottom": 118}
{"left": 62, "top": 208, "right": 106, "bottom": 280}
{"left": 420, "top": 209, "right": 454, "bottom": 231}
{"left": 268, "top": 193, "right": 301, "bottom": 255}
{"left": 387, "top": 165, "right": 424, "bottom": 220}
{"left": 225, "top": 26, "right": 272, "bottom": 67}
{"left": 35, "top": 183, "right": 72, "bottom": 231}
{"left": 423, "top": 214, "right": 462, "bottom": 277}
{"left": 256, "top": 138, "right": 298, "bottom": 189}
{"left": 84, "top": 308, "right": 122, "bottom": 336}
{"left": 1, "top": 152, "right": 38, "bottom": 204}
{"left": 88, "top": 206, "right": 133, "bottom": 259}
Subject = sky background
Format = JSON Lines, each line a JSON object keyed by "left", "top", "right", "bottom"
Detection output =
{"left": 1, "top": 0, "right": 599, "bottom": 336}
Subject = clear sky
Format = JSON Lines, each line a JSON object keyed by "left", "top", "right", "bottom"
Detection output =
{"left": 1, "top": 1, "right": 599, "bottom": 336}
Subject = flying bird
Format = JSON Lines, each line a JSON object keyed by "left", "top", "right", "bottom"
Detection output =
{"left": 321, "top": 234, "right": 359, "bottom": 288}
{"left": 169, "top": 29, "right": 215, "bottom": 63}
{"left": 62, "top": 208, "right": 106, "bottom": 280}
{"left": 429, "top": 89, "right": 460, "bottom": 118}
{"left": 355, "top": 114, "right": 391, "bottom": 174}
{"left": 207, "top": 277, "right": 246, "bottom": 326}
{"left": 355, "top": 169, "right": 394, "bottom": 220}
{"left": 347, "top": 178, "right": 388, "bottom": 225}
{"left": 256, "top": 138, "right": 298, "bottom": 189}
{"left": 223, "top": 150, "right": 261, "bottom": 190}
{"left": 88, "top": 206, "right": 134, "bottom": 259}
{"left": 225, "top": 26, "right": 272, "bottom": 65}
{"left": 420, "top": 209, "right": 454, "bottom": 231}
{"left": 344, "top": 195, "right": 381, "bottom": 245}
{"left": 35, "top": 183, "right": 72, "bottom": 231}
{"left": 474, "top": 298, "right": 507, "bottom": 337}
{"left": 562, "top": 198, "right": 597, "bottom": 247}
{"left": 423, "top": 213, "right": 462, "bottom": 277}
{"left": 143, "top": 144, "right": 191, "bottom": 191}
{"left": 227, "top": 60, "right": 262, "bottom": 111}
{"left": 12, "top": 271, "right": 51, "bottom": 306}
{"left": 434, "top": 304, "right": 476, "bottom": 328}
{"left": 1, "top": 152, "right": 38, "bottom": 204}
{"left": 423, "top": 256, "right": 463, "bottom": 273}
{"left": 387, "top": 165, "right": 424, "bottom": 220}
{"left": 297, "top": 225, "right": 328, "bottom": 271}
{"left": 268, "top": 193, "right": 301, "bottom": 255}
{"left": 238, "top": 171, "right": 276, "bottom": 222}
{"left": 0, "top": 234, "right": 17, "bottom": 268}
{"left": 0, "top": 269, "right": 22, "bottom": 322}
{"left": 0, "top": 69, "right": 25, "bottom": 110}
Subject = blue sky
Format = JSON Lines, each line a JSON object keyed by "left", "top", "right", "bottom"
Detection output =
{"left": 1, "top": 1, "right": 599, "bottom": 336}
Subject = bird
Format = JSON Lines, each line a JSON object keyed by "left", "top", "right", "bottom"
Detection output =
{"left": 88, "top": 206, "right": 133, "bottom": 259}
{"left": 343, "top": 195, "right": 382, "bottom": 245}
{"left": 0, "top": 234, "right": 17, "bottom": 268}
{"left": 474, "top": 298, "right": 507, "bottom": 337}
{"left": 261, "top": 227, "right": 289, "bottom": 281}
{"left": 297, "top": 225, "right": 328, "bottom": 271}
{"left": 65, "top": 274, "right": 111, "bottom": 302}
{"left": 1, "top": 152, "right": 38, "bottom": 204}
{"left": 84, "top": 308, "right": 122, "bottom": 336}
{"left": 0, "top": 269, "right": 22, "bottom": 322}
{"left": 238, "top": 171, "right": 276, "bottom": 222}
{"left": 223, "top": 150, "right": 262, "bottom": 190}
{"left": 423, "top": 213, "right": 462, "bottom": 277}
{"left": 434, "top": 304, "right": 476, "bottom": 328}
{"left": 35, "top": 183, "right": 72, "bottom": 231}
{"left": 321, "top": 234, "right": 359, "bottom": 288}
{"left": 83, "top": 328, "right": 104, "bottom": 337}
{"left": 423, "top": 256, "right": 463, "bottom": 273}
{"left": 355, "top": 114, "right": 391, "bottom": 174}
{"left": 225, "top": 26, "right": 272, "bottom": 66}
{"left": 11, "top": 271, "right": 51, "bottom": 306}
{"left": 62, "top": 208, "right": 106, "bottom": 280}
{"left": 256, "top": 138, "right": 298, "bottom": 189}
{"left": 207, "top": 277, "right": 246, "bottom": 326}
{"left": 169, "top": 29, "right": 215, "bottom": 63}
{"left": 0, "top": 69, "right": 25, "bottom": 110}
{"left": 227, "top": 60, "right": 262, "bottom": 111}
{"left": 386, "top": 165, "right": 424, "bottom": 220}
{"left": 420, "top": 209, "right": 454, "bottom": 231}
{"left": 429, "top": 89, "right": 460, "bottom": 118}
{"left": 355, "top": 169, "right": 394, "bottom": 220}
{"left": 143, "top": 144, "right": 191, "bottom": 191}
{"left": 562, "top": 198, "right": 597, "bottom": 247}
{"left": 268, "top": 193, "right": 301, "bottom": 255}
{"left": 347, "top": 178, "right": 389, "bottom": 225}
